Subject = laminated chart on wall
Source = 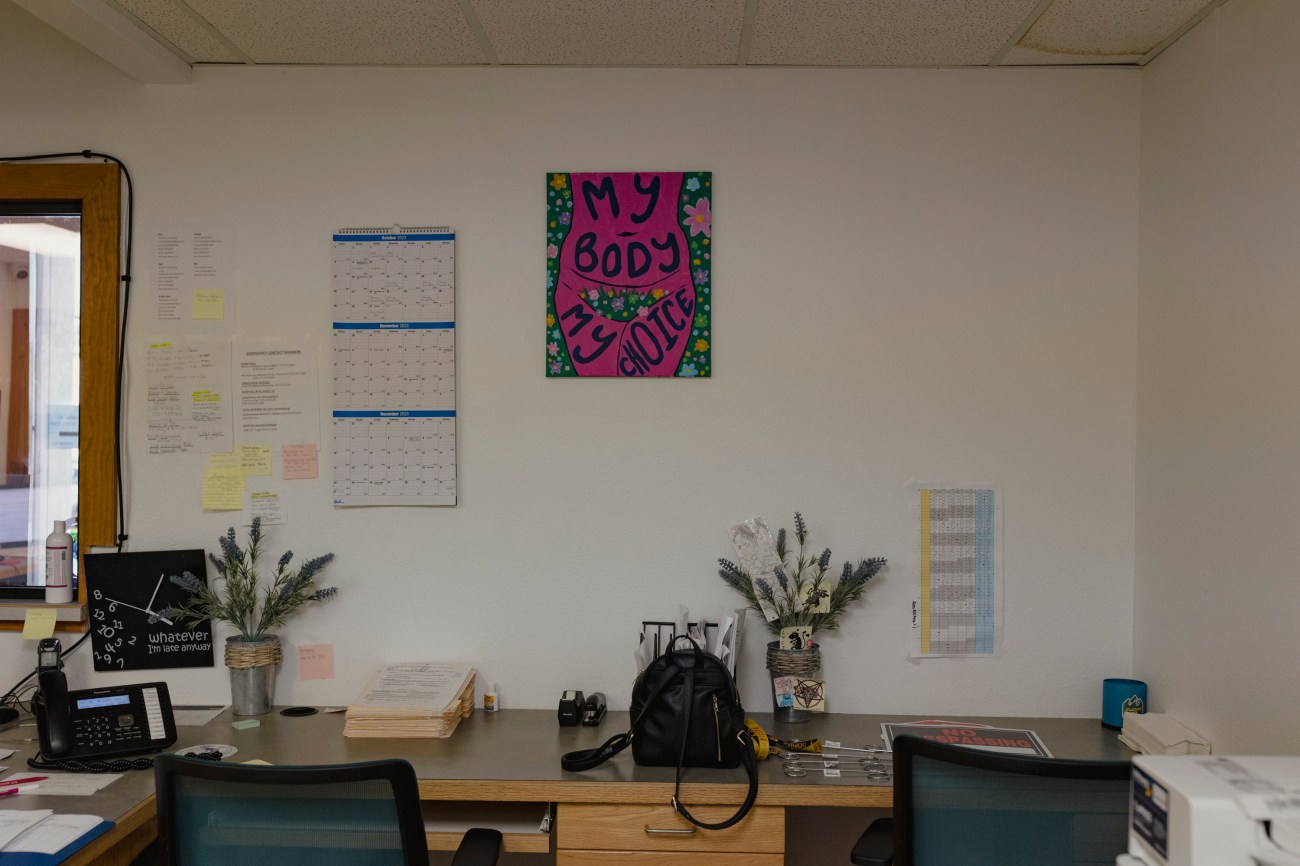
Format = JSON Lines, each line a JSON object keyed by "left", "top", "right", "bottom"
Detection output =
{"left": 913, "top": 486, "right": 1001, "bottom": 657}
{"left": 331, "top": 227, "right": 456, "bottom": 506}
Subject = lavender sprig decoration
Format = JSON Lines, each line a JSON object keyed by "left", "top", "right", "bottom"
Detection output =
{"left": 165, "top": 517, "right": 339, "bottom": 640}
{"left": 718, "top": 512, "right": 886, "bottom": 637}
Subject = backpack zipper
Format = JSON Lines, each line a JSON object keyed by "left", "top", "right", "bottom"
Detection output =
{"left": 712, "top": 694, "right": 722, "bottom": 762}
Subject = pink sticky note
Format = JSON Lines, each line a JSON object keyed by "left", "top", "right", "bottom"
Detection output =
{"left": 282, "top": 444, "right": 318, "bottom": 480}
{"left": 297, "top": 643, "right": 335, "bottom": 680}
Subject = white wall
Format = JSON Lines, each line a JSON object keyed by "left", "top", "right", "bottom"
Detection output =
{"left": 1137, "top": 0, "right": 1300, "bottom": 754}
{"left": 0, "top": 1, "right": 1140, "bottom": 724}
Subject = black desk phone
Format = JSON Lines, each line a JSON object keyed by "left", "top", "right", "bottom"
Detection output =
{"left": 34, "top": 668, "right": 177, "bottom": 760}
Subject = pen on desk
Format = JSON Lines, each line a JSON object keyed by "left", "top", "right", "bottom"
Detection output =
{"left": 2, "top": 776, "right": 48, "bottom": 786}
{"left": 0, "top": 782, "right": 41, "bottom": 796}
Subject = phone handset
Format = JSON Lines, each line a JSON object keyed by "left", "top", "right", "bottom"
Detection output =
{"left": 35, "top": 668, "right": 73, "bottom": 757}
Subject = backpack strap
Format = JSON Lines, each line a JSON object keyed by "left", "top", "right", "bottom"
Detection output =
{"left": 560, "top": 730, "right": 632, "bottom": 772}
{"left": 667, "top": 665, "right": 759, "bottom": 830}
{"left": 560, "top": 661, "right": 682, "bottom": 772}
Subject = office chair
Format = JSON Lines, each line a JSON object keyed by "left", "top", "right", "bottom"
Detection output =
{"left": 154, "top": 754, "right": 501, "bottom": 866}
{"left": 851, "top": 735, "right": 1131, "bottom": 866}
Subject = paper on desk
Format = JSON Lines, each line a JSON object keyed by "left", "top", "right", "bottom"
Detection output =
{"left": 0, "top": 809, "right": 53, "bottom": 850}
{"left": 1, "top": 773, "right": 121, "bottom": 796}
{"left": 2, "top": 813, "right": 103, "bottom": 854}
{"left": 353, "top": 663, "right": 473, "bottom": 712}
{"left": 173, "top": 705, "right": 229, "bottom": 726}
{"left": 634, "top": 634, "right": 655, "bottom": 673}
{"left": 712, "top": 609, "right": 746, "bottom": 677}
{"left": 0, "top": 749, "right": 14, "bottom": 759}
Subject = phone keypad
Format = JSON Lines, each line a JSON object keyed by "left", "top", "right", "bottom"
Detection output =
{"left": 74, "top": 712, "right": 145, "bottom": 749}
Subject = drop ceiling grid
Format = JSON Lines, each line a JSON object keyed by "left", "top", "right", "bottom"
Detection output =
{"left": 111, "top": 0, "right": 243, "bottom": 63}
{"left": 183, "top": 0, "right": 486, "bottom": 65}
{"left": 471, "top": 0, "right": 748, "bottom": 66}
{"left": 1007, "top": 0, "right": 1217, "bottom": 64}
{"left": 747, "top": 0, "right": 1046, "bottom": 66}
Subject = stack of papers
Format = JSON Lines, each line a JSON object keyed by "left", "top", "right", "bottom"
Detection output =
{"left": 1119, "top": 713, "right": 1211, "bottom": 755}
{"left": 0, "top": 810, "right": 110, "bottom": 858}
{"left": 344, "top": 662, "right": 476, "bottom": 738}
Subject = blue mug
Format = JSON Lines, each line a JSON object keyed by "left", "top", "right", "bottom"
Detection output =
{"left": 1102, "top": 678, "right": 1147, "bottom": 729}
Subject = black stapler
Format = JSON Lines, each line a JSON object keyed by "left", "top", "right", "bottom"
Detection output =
{"left": 581, "top": 692, "right": 607, "bottom": 726}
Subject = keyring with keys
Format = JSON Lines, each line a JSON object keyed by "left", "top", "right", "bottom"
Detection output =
{"left": 783, "top": 764, "right": 892, "bottom": 780}
{"left": 781, "top": 754, "right": 888, "bottom": 768}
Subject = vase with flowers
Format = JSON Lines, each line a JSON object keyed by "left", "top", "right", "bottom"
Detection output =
{"left": 719, "top": 512, "right": 885, "bottom": 723}
{"left": 162, "top": 517, "right": 338, "bottom": 715}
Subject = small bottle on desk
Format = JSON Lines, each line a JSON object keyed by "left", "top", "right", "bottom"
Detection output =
{"left": 484, "top": 683, "right": 499, "bottom": 713}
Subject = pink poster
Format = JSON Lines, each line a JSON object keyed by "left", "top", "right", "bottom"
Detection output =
{"left": 546, "top": 171, "right": 712, "bottom": 377}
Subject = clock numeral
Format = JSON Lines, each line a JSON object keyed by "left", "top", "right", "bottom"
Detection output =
{"left": 93, "top": 589, "right": 102, "bottom": 600}
{"left": 108, "top": 602, "right": 117, "bottom": 612}
{"left": 93, "top": 609, "right": 105, "bottom": 620}
{"left": 117, "top": 659, "right": 124, "bottom": 669}
{"left": 128, "top": 636, "right": 137, "bottom": 645}
{"left": 113, "top": 619, "right": 123, "bottom": 630}
{"left": 98, "top": 625, "right": 115, "bottom": 638}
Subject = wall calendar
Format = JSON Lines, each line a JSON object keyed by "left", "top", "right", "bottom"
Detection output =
{"left": 331, "top": 227, "right": 456, "bottom": 506}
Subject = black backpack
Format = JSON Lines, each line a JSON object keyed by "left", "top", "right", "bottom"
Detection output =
{"left": 561, "top": 637, "right": 758, "bottom": 829}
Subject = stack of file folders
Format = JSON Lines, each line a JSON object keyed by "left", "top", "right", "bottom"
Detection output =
{"left": 1119, "top": 712, "right": 1211, "bottom": 755}
{"left": 344, "top": 662, "right": 476, "bottom": 738}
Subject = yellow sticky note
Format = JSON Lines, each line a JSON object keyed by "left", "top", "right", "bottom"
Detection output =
{"left": 239, "top": 445, "right": 273, "bottom": 476}
{"left": 203, "top": 467, "right": 245, "bottom": 510}
{"left": 282, "top": 444, "right": 318, "bottom": 480}
{"left": 192, "top": 289, "right": 225, "bottom": 320}
{"left": 298, "top": 644, "right": 335, "bottom": 680}
{"left": 208, "top": 451, "right": 239, "bottom": 469}
{"left": 23, "top": 608, "right": 58, "bottom": 640}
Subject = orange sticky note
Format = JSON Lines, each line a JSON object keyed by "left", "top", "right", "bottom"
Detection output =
{"left": 282, "top": 444, "right": 318, "bottom": 480}
{"left": 298, "top": 644, "right": 335, "bottom": 680}
{"left": 22, "top": 608, "right": 58, "bottom": 640}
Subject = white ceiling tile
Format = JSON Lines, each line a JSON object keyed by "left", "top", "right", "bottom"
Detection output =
{"left": 749, "top": 0, "right": 1043, "bottom": 66}
{"left": 1013, "top": 0, "right": 1215, "bottom": 61}
{"left": 112, "top": 0, "right": 243, "bottom": 63}
{"left": 472, "top": 0, "right": 746, "bottom": 65}
{"left": 185, "top": 0, "right": 487, "bottom": 65}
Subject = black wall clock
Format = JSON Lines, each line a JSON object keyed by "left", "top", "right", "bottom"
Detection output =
{"left": 83, "top": 550, "right": 215, "bottom": 671}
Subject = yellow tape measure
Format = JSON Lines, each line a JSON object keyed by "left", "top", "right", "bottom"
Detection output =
{"left": 745, "top": 719, "right": 771, "bottom": 760}
{"left": 745, "top": 719, "right": 824, "bottom": 760}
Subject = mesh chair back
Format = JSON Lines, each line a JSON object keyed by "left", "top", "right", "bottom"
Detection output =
{"left": 893, "top": 735, "right": 1130, "bottom": 866}
{"left": 155, "top": 754, "right": 429, "bottom": 866}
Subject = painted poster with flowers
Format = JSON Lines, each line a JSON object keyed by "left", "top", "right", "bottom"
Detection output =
{"left": 546, "top": 171, "right": 711, "bottom": 377}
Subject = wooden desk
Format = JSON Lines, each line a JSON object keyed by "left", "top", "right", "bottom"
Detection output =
{"left": 2, "top": 709, "right": 1130, "bottom": 864}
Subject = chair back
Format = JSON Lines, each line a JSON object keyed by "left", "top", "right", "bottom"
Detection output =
{"left": 154, "top": 754, "right": 430, "bottom": 866}
{"left": 891, "top": 735, "right": 1131, "bottom": 866}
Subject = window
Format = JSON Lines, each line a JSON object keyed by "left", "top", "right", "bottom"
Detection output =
{"left": 0, "top": 163, "right": 119, "bottom": 609}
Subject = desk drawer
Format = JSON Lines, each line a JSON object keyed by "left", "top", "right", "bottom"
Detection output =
{"left": 558, "top": 852, "right": 783, "bottom": 866}
{"left": 556, "top": 803, "right": 783, "bottom": 853}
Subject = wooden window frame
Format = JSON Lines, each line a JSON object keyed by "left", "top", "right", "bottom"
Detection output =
{"left": 0, "top": 162, "right": 120, "bottom": 627}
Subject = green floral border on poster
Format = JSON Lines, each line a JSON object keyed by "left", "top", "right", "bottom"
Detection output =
{"left": 546, "top": 171, "right": 711, "bottom": 377}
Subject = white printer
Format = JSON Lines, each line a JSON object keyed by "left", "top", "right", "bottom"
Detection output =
{"left": 1119, "top": 755, "right": 1300, "bottom": 866}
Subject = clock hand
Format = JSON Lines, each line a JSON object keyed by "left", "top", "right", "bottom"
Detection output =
{"left": 101, "top": 596, "right": 174, "bottom": 626}
{"left": 145, "top": 572, "right": 165, "bottom": 614}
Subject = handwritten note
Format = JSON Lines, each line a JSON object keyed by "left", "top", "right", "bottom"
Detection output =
{"left": 22, "top": 608, "right": 58, "bottom": 640}
{"left": 240, "top": 445, "right": 273, "bottom": 476}
{"left": 192, "top": 289, "right": 225, "bottom": 320}
{"left": 248, "top": 490, "right": 286, "bottom": 525}
{"left": 202, "top": 467, "right": 245, "bottom": 510}
{"left": 207, "top": 451, "right": 240, "bottom": 469}
{"left": 282, "top": 443, "right": 318, "bottom": 480}
{"left": 298, "top": 644, "right": 335, "bottom": 680}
